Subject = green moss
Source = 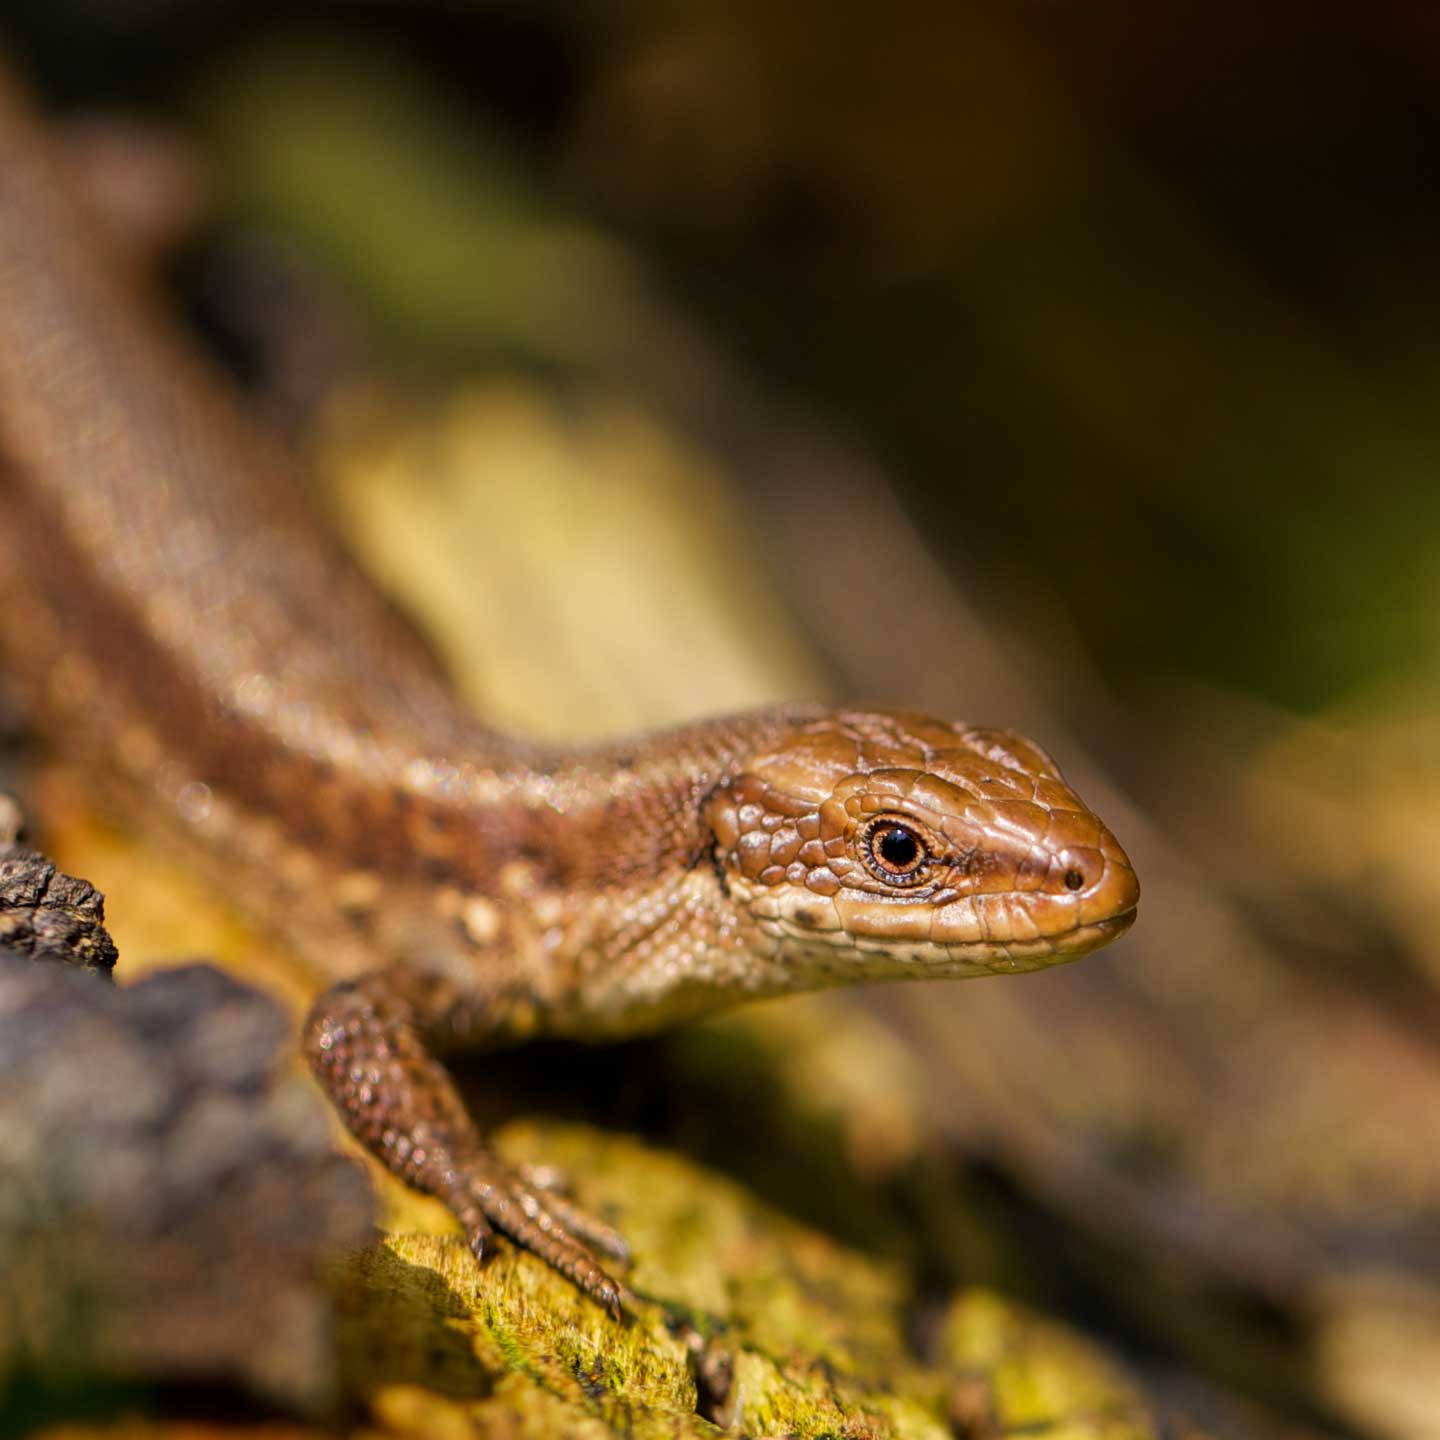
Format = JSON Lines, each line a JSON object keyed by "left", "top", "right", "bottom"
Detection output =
{"left": 322, "top": 1121, "right": 1166, "bottom": 1439}
{"left": 941, "top": 1290, "right": 1159, "bottom": 1438}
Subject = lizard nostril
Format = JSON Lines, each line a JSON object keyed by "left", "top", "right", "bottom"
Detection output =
{"left": 1063, "top": 868, "right": 1086, "bottom": 892}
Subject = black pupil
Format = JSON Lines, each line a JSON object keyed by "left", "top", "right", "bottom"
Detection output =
{"left": 878, "top": 827, "right": 920, "bottom": 869}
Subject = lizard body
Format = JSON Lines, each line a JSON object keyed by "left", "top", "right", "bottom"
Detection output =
{"left": 0, "top": 59, "right": 1138, "bottom": 1313}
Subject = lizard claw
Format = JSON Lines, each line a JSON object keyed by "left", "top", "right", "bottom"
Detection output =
{"left": 449, "top": 1154, "right": 630, "bottom": 1316}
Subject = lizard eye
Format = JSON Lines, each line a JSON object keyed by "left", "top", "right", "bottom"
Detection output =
{"left": 862, "top": 819, "right": 930, "bottom": 885}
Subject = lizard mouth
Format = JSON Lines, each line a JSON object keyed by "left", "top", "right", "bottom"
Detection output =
{"left": 782, "top": 894, "right": 1138, "bottom": 984}
{"left": 1049, "top": 902, "right": 1138, "bottom": 952}
{"left": 958, "top": 902, "right": 1139, "bottom": 972}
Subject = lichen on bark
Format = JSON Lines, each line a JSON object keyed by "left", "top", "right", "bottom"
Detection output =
{"left": 325, "top": 1118, "right": 1164, "bottom": 1439}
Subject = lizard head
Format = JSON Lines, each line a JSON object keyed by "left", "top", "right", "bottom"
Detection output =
{"left": 705, "top": 709, "right": 1138, "bottom": 984}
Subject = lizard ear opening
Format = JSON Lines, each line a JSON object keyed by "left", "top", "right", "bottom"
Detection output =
{"left": 698, "top": 778, "right": 743, "bottom": 898}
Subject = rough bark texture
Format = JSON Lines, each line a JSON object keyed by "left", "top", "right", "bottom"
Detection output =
{"left": 0, "top": 808, "right": 374, "bottom": 1420}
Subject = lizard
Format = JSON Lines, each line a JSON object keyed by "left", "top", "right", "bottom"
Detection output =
{"left": 0, "top": 55, "right": 1139, "bottom": 1317}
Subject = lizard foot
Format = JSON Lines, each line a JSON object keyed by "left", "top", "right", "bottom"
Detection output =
{"left": 516, "top": 1161, "right": 631, "bottom": 1261}
{"left": 444, "top": 1151, "right": 628, "bottom": 1318}
{"left": 302, "top": 973, "right": 631, "bottom": 1316}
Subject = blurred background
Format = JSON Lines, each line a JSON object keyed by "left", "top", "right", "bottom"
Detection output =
{"left": 3, "top": 3, "right": 1440, "bottom": 1437}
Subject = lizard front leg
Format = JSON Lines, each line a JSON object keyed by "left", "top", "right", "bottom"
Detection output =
{"left": 303, "top": 968, "right": 629, "bottom": 1317}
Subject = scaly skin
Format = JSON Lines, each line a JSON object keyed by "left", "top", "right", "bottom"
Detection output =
{"left": 0, "top": 59, "right": 1138, "bottom": 1315}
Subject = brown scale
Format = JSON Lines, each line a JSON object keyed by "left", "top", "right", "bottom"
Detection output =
{"left": 0, "top": 57, "right": 1139, "bottom": 1313}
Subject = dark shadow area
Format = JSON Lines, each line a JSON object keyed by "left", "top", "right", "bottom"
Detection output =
{"left": 0, "top": 1371, "right": 294, "bottom": 1437}
{"left": 328, "top": 1242, "right": 497, "bottom": 1407}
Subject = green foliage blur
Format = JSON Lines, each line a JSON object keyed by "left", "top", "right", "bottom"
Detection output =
{"left": 13, "top": 1, "right": 1440, "bottom": 713}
